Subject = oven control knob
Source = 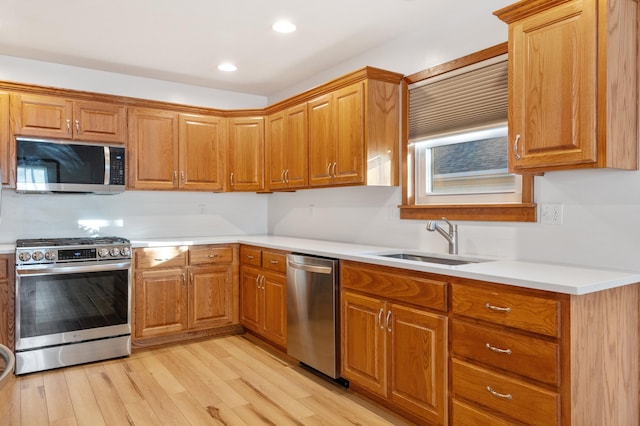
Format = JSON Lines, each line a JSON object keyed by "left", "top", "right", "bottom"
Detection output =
{"left": 110, "top": 247, "right": 121, "bottom": 257}
{"left": 120, "top": 247, "right": 131, "bottom": 257}
{"left": 18, "top": 252, "right": 31, "bottom": 262}
{"left": 32, "top": 251, "right": 44, "bottom": 261}
{"left": 98, "top": 248, "right": 110, "bottom": 258}
{"left": 45, "top": 251, "right": 56, "bottom": 261}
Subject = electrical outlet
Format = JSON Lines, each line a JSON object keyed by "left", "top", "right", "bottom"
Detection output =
{"left": 540, "top": 203, "right": 563, "bottom": 225}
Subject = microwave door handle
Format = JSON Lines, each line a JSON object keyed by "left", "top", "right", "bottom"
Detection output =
{"left": 104, "top": 146, "right": 111, "bottom": 185}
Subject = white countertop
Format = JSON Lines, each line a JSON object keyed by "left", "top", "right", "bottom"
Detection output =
{"left": 4, "top": 235, "right": 640, "bottom": 295}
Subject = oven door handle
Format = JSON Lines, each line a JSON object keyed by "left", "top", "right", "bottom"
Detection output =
{"left": 16, "top": 261, "right": 132, "bottom": 276}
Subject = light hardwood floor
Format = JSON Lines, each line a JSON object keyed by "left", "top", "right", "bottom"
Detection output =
{"left": 0, "top": 335, "right": 414, "bottom": 425}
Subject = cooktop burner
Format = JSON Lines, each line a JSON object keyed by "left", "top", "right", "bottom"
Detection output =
{"left": 16, "top": 236, "right": 130, "bottom": 248}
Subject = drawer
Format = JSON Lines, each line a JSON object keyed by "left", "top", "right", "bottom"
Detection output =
{"left": 452, "top": 359, "right": 559, "bottom": 426}
{"left": 341, "top": 261, "right": 447, "bottom": 312}
{"left": 134, "top": 246, "right": 188, "bottom": 269}
{"left": 189, "top": 245, "right": 233, "bottom": 265}
{"left": 452, "top": 399, "right": 514, "bottom": 426}
{"left": 240, "top": 246, "right": 262, "bottom": 266}
{"left": 262, "top": 250, "right": 287, "bottom": 273}
{"left": 451, "top": 282, "right": 560, "bottom": 337}
{"left": 451, "top": 321, "right": 560, "bottom": 386}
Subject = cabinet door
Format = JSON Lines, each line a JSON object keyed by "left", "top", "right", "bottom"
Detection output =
{"left": 308, "top": 93, "right": 336, "bottom": 186}
{"left": 179, "top": 114, "right": 226, "bottom": 191}
{"left": 509, "top": 0, "right": 597, "bottom": 171}
{"left": 10, "top": 94, "right": 73, "bottom": 139}
{"left": 284, "top": 104, "right": 308, "bottom": 189}
{"left": 388, "top": 303, "right": 447, "bottom": 424}
{"left": 0, "top": 254, "right": 13, "bottom": 349}
{"left": 265, "top": 111, "right": 287, "bottom": 190}
{"left": 228, "top": 117, "right": 264, "bottom": 191}
{"left": 334, "top": 83, "right": 364, "bottom": 184}
{"left": 73, "top": 100, "right": 127, "bottom": 143}
{"left": 260, "top": 270, "right": 287, "bottom": 347}
{"left": 341, "top": 291, "right": 387, "bottom": 397}
{"left": 0, "top": 92, "right": 11, "bottom": 186}
{"left": 128, "top": 108, "right": 179, "bottom": 189}
{"left": 188, "top": 265, "right": 233, "bottom": 330}
{"left": 239, "top": 264, "right": 261, "bottom": 331}
{"left": 134, "top": 268, "right": 187, "bottom": 338}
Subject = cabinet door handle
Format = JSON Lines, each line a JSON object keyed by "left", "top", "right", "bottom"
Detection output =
{"left": 331, "top": 162, "right": 337, "bottom": 178}
{"left": 230, "top": 172, "right": 235, "bottom": 187}
{"left": 386, "top": 310, "right": 392, "bottom": 332}
{"left": 75, "top": 119, "right": 81, "bottom": 134}
{"left": 180, "top": 171, "right": 185, "bottom": 186}
{"left": 485, "top": 302, "right": 511, "bottom": 313}
{"left": 486, "top": 386, "right": 512, "bottom": 400}
{"left": 182, "top": 273, "right": 187, "bottom": 288}
{"left": 260, "top": 275, "right": 266, "bottom": 289}
{"left": 326, "top": 163, "right": 332, "bottom": 176}
{"left": 66, "top": 119, "right": 71, "bottom": 134}
{"left": 285, "top": 169, "right": 289, "bottom": 183}
{"left": 173, "top": 171, "right": 178, "bottom": 185}
{"left": 514, "top": 134, "right": 521, "bottom": 160}
{"left": 378, "top": 308, "right": 385, "bottom": 329}
{"left": 255, "top": 275, "right": 260, "bottom": 288}
{"left": 281, "top": 169, "right": 286, "bottom": 182}
{"left": 485, "top": 343, "right": 512, "bottom": 355}
{"left": 189, "top": 272, "right": 194, "bottom": 284}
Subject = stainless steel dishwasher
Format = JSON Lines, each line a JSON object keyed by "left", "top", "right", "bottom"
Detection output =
{"left": 287, "top": 253, "right": 343, "bottom": 382}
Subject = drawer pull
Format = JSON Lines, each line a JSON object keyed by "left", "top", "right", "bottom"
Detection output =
{"left": 486, "top": 386, "right": 512, "bottom": 400}
{"left": 485, "top": 343, "right": 512, "bottom": 355}
{"left": 269, "top": 259, "right": 279, "bottom": 264}
{"left": 485, "top": 302, "right": 512, "bottom": 313}
{"left": 207, "top": 254, "right": 219, "bottom": 259}
{"left": 154, "top": 258, "right": 170, "bottom": 262}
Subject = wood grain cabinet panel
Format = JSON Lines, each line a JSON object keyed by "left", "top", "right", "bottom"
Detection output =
{"left": 11, "top": 94, "right": 126, "bottom": 143}
{"left": 135, "top": 268, "right": 188, "bottom": 338}
{"left": 228, "top": 117, "right": 264, "bottom": 191}
{"left": 495, "top": 0, "right": 638, "bottom": 172}
{"left": 239, "top": 245, "right": 288, "bottom": 348}
{"left": 266, "top": 104, "right": 308, "bottom": 190}
{"left": 0, "top": 93, "right": 10, "bottom": 187}
{"left": 179, "top": 114, "right": 226, "bottom": 191}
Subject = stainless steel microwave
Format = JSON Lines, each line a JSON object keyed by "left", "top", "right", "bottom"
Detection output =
{"left": 16, "top": 137, "right": 126, "bottom": 194}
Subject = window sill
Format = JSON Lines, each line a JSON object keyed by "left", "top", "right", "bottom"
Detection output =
{"left": 399, "top": 203, "right": 537, "bottom": 222}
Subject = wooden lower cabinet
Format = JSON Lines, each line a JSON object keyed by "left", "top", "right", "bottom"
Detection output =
{"left": 340, "top": 261, "right": 448, "bottom": 425}
{"left": 0, "top": 254, "right": 15, "bottom": 349}
{"left": 239, "top": 245, "right": 287, "bottom": 348}
{"left": 133, "top": 244, "right": 239, "bottom": 344}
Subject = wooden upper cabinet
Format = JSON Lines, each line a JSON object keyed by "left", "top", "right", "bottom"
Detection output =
{"left": 266, "top": 103, "right": 308, "bottom": 190}
{"left": 179, "top": 114, "right": 226, "bottom": 191}
{"left": 10, "top": 94, "right": 126, "bottom": 143}
{"left": 128, "top": 108, "right": 179, "bottom": 190}
{"left": 309, "top": 82, "right": 364, "bottom": 187}
{"left": 0, "top": 92, "right": 11, "bottom": 187}
{"left": 309, "top": 75, "right": 400, "bottom": 188}
{"left": 228, "top": 116, "right": 264, "bottom": 191}
{"left": 495, "top": 0, "right": 638, "bottom": 172}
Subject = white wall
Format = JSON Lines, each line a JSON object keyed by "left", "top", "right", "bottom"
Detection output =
{"left": 0, "top": 189, "right": 268, "bottom": 241}
{"left": 0, "top": 55, "right": 267, "bottom": 109}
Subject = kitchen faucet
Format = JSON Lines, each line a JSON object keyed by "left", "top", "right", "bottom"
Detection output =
{"left": 426, "top": 217, "right": 458, "bottom": 255}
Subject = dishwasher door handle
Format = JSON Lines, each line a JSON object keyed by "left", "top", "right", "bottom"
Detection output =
{"left": 287, "top": 260, "right": 333, "bottom": 275}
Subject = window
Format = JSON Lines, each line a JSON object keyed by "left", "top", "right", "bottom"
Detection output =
{"left": 400, "top": 43, "right": 536, "bottom": 222}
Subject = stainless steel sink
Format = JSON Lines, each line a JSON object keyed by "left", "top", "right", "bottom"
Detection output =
{"left": 377, "top": 252, "right": 489, "bottom": 266}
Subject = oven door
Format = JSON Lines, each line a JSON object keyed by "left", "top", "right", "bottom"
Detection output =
{"left": 15, "top": 261, "right": 131, "bottom": 351}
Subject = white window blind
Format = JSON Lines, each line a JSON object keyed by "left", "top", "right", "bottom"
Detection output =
{"left": 408, "top": 55, "right": 508, "bottom": 141}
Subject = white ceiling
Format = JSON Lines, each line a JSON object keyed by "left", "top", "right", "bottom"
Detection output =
{"left": 0, "top": 0, "right": 512, "bottom": 97}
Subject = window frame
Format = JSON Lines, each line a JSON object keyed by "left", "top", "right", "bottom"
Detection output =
{"left": 400, "top": 42, "right": 537, "bottom": 222}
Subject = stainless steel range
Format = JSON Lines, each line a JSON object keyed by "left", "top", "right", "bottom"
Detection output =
{"left": 15, "top": 236, "right": 132, "bottom": 375}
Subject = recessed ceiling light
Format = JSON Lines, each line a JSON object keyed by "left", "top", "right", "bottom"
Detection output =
{"left": 272, "top": 20, "right": 296, "bottom": 33}
{"left": 218, "top": 63, "right": 237, "bottom": 72}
